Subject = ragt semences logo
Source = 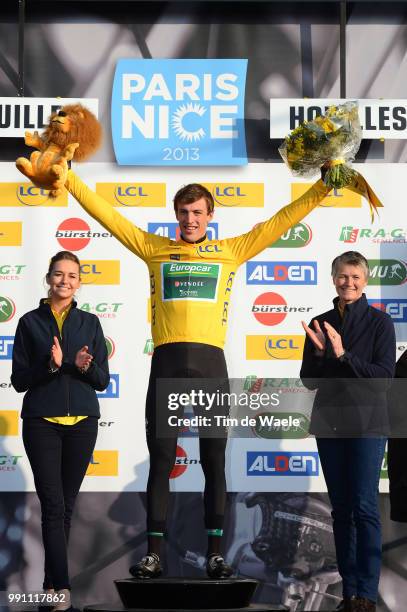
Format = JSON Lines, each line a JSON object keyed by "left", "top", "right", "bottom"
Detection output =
{"left": 111, "top": 59, "right": 248, "bottom": 166}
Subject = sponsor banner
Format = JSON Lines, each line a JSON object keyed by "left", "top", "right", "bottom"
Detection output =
{"left": 269, "top": 222, "right": 312, "bottom": 248}
{"left": 202, "top": 183, "right": 264, "bottom": 207}
{"left": 0, "top": 222, "right": 22, "bottom": 246}
{"left": 0, "top": 336, "right": 14, "bottom": 359}
{"left": 247, "top": 451, "right": 319, "bottom": 476}
{"left": 170, "top": 445, "right": 200, "bottom": 478}
{"left": 0, "top": 265, "right": 26, "bottom": 281}
{"left": 381, "top": 452, "right": 388, "bottom": 479}
{"left": 339, "top": 226, "right": 407, "bottom": 244}
{"left": 0, "top": 183, "right": 68, "bottom": 207}
{"left": 105, "top": 337, "right": 115, "bottom": 359}
{"left": 0, "top": 454, "right": 23, "bottom": 471}
{"left": 246, "top": 261, "right": 317, "bottom": 285}
{"left": 0, "top": 97, "right": 98, "bottom": 137}
{"left": 96, "top": 374, "right": 120, "bottom": 398}
{"left": 291, "top": 184, "right": 362, "bottom": 208}
{"left": 369, "top": 299, "right": 407, "bottom": 322}
{"left": 111, "top": 59, "right": 248, "bottom": 165}
{"left": 252, "top": 292, "right": 312, "bottom": 326}
{"left": 86, "top": 450, "right": 118, "bottom": 476}
{"left": 0, "top": 410, "right": 19, "bottom": 436}
{"left": 161, "top": 262, "right": 221, "bottom": 301}
{"left": 246, "top": 335, "right": 305, "bottom": 360}
{"left": 269, "top": 98, "right": 407, "bottom": 139}
{"left": 148, "top": 222, "right": 218, "bottom": 240}
{"left": 56, "top": 218, "right": 111, "bottom": 251}
{"left": 144, "top": 338, "right": 154, "bottom": 355}
{"left": 80, "top": 261, "right": 120, "bottom": 285}
{"left": 368, "top": 260, "right": 407, "bottom": 285}
{"left": 80, "top": 302, "right": 123, "bottom": 318}
{"left": 0, "top": 297, "right": 16, "bottom": 323}
{"left": 96, "top": 183, "right": 166, "bottom": 207}
{"left": 252, "top": 412, "right": 310, "bottom": 439}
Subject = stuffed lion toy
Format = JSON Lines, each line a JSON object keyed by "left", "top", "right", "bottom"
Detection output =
{"left": 16, "top": 104, "right": 102, "bottom": 197}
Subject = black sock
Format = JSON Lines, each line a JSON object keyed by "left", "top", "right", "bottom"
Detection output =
{"left": 207, "top": 528, "right": 223, "bottom": 556}
{"left": 147, "top": 531, "right": 164, "bottom": 556}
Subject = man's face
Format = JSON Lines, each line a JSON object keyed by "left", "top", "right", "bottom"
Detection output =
{"left": 175, "top": 197, "right": 214, "bottom": 243}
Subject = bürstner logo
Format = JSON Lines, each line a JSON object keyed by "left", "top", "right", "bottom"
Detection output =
{"left": 252, "top": 292, "right": 312, "bottom": 325}
{"left": 111, "top": 59, "right": 248, "bottom": 165}
{"left": 0, "top": 298, "right": 16, "bottom": 323}
{"left": 56, "top": 218, "right": 111, "bottom": 251}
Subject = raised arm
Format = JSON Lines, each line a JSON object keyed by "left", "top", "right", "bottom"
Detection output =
{"left": 66, "top": 170, "right": 166, "bottom": 261}
{"left": 225, "top": 178, "right": 331, "bottom": 265}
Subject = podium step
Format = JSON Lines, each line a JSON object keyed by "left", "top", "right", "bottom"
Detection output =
{"left": 113, "top": 577, "right": 260, "bottom": 610}
{"left": 84, "top": 605, "right": 286, "bottom": 612}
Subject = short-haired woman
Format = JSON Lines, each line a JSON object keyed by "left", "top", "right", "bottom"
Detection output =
{"left": 300, "top": 251, "right": 395, "bottom": 612}
{"left": 11, "top": 251, "right": 110, "bottom": 611}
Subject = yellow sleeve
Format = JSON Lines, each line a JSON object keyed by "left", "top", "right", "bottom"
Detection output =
{"left": 224, "top": 179, "right": 331, "bottom": 265}
{"left": 66, "top": 171, "right": 166, "bottom": 261}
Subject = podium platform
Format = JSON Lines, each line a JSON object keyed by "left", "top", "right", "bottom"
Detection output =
{"left": 84, "top": 605, "right": 286, "bottom": 612}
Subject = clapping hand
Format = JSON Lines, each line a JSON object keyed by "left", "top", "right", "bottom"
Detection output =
{"left": 50, "top": 336, "right": 63, "bottom": 368}
{"left": 323, "top": 321, "right": 345, "bottom": 358}
{"left": 75, "top": 345, "right": 93, "bottom": 372}
{"left": 301, "top": 320, "right": 326, "bottom": 356}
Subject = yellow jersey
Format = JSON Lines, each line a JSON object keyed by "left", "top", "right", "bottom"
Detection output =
{"left": 67, "top": 171, "right": 331, "bottom": 349}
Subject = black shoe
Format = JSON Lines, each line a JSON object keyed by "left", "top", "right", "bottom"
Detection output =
{"left": 129, "top": 553, "right": 162, "bottom": 579}
{"left": 354, "top": 598, "right": 376, "bottom": 612}
{"left": 206, "top": 554, "right": 233, "bottom": 579}
{"left": 336, "top": 597, "right": 357, "bottom": 612}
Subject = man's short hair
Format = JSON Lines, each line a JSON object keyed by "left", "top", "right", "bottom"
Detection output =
{"left": 331, "top": 251, "right": 369, "bottom": 279}
{"left": 173, "top": 183, "right": 214, "bottom": 214}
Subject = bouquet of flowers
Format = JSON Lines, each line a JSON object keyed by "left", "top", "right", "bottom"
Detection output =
{"left": 279, "top": 101, "right": 383, "bottom": 218}
{"left": 279, "top": 101, "right": 362, "bottom": 189}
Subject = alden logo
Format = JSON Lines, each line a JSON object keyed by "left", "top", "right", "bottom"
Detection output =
{"left": 0, "top": 222, "right": 22, "bottom": 246}
{"left": 96, "top": 374, "right": 120, "bottom": 398}
{"left": 148, "top": 222, "right": 218, "bottom": 240}
{"left": 0, "top": 336, "right": 14, "bottom": 359}
{"left": 247, "top": 451, "right": 319, "bottom": 476}
{"left": 368, "top": 260, "right": 407, "bottom": 285}
{"left": 111, "top": 59, "right": 248, "bottom": 165}
{"left": 369, "top": 299, "right": 407, "bottom": 322}
{"left": 246, "top": 262, "right": 317, "bottom": 285}
{"left": 246, "top": 335, "right": 305, "bottom": 360}
{"left": 203, "top": 183, "right": 263, "bottom": 207}
{"left": 96, "top": 183, "right": 166, "bottom": 207}
{"left": 270, "top": 222, "right": 312, "bottom": 248}
{"left": 291, "top": 184, "right": 361, "bottom": 208}
{"left": 0, "top": 183, "right": 67, "bottom": 207}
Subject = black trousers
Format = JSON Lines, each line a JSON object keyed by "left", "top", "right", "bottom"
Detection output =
{"left": 23, "top": 417, "right": 98, "bottom": 590}
{"left": 145, "top": 342, "right": 229, "bottom": 533}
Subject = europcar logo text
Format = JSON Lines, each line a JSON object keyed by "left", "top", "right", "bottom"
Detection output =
{"left": 246, "top": 451, "right": 319, "bottom": 476}
{"left": 246, "top": 335, "right": 305, "bottom": 360}
{"left": 0, "top": 183, "right": 67, "bottom": 207}
{"left": 148, "top": 222, "right": 218, "bottom": 241}
{"left": 368, "top": 299, "right": 407, "bottom": 322}
{"left": 269, "top": 222, "right": 312, "bottom": 248}
{"left": 96, "top": 183, "right": 166, "bottom": 207}
{"left": 203, "top": 183, "right": 263, "bottom": 207}
{"left": 246, "top": 262, "right": 317, "bottom": 285}
{"left": 96, "top": 374, "right": 120, "bottom": 398}
{"left": 0, "top": 336, "right": 14, "bottom": 359}
{"left": 111, "top": 59, "right": 248, "bottom": 165}
{"left": 292, "top": 184, "right": 362, "bottom": 208}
